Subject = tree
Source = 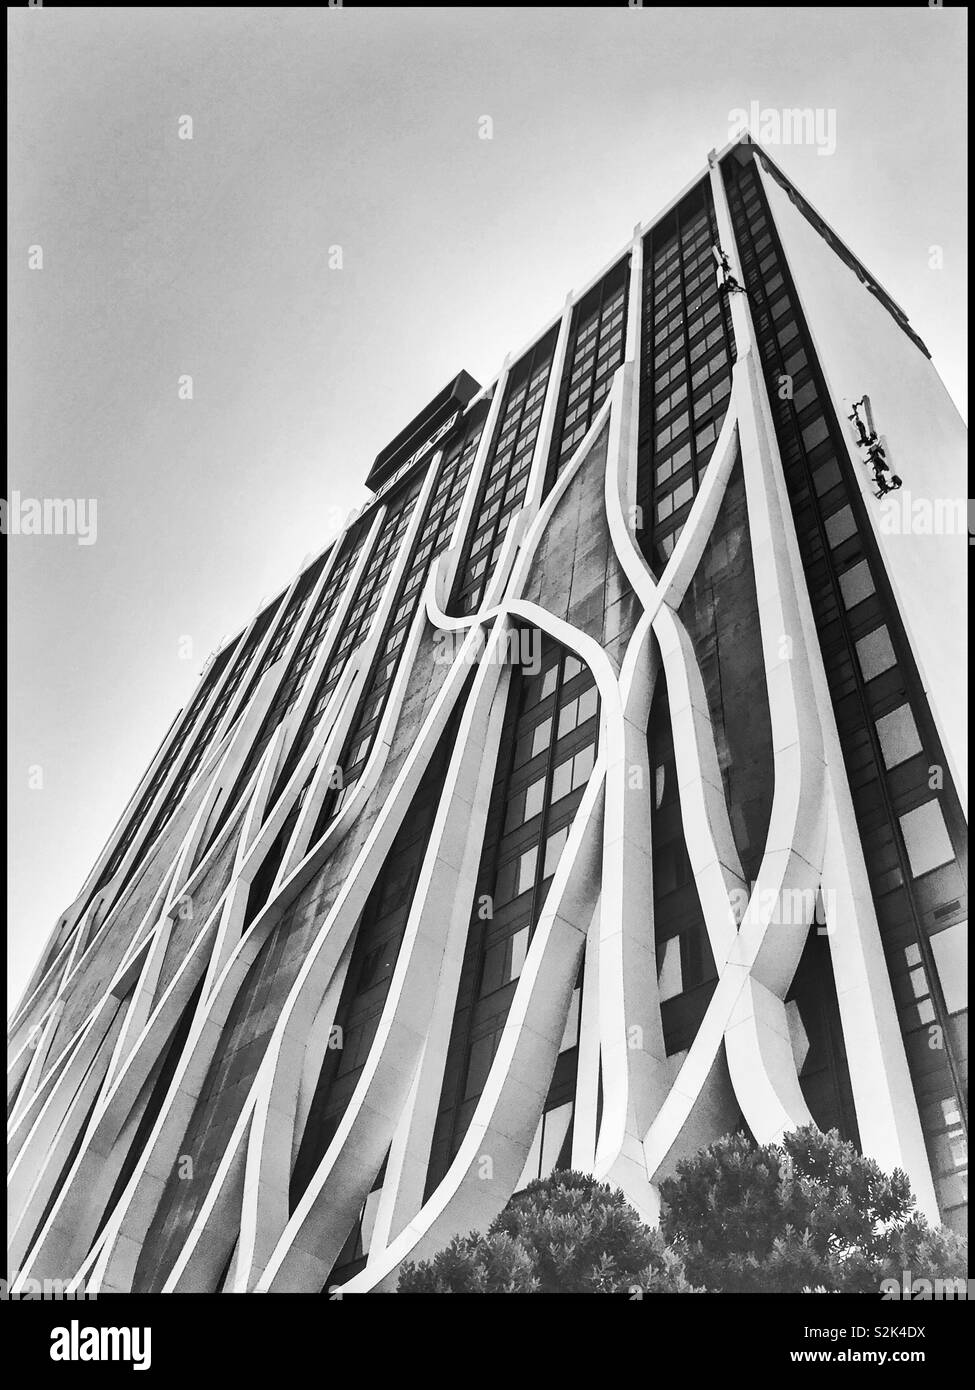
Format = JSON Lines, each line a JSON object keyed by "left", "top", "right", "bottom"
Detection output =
{"left": 397, "top": 1168, "right": 700, "bottom": 1292}
{"left": 659, "top": 1124, "right": 968, "bottom": 1293}
{"left": 397, "top": 1127, "right": 967, "bottom": 1293}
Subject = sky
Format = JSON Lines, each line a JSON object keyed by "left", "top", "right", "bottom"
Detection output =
{"left": 7, "top": 6, "right": 968, "bottom": 1008}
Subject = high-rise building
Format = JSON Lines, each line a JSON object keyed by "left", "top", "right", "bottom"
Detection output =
{"left": 8, "top": 134, "right": 967, "bottom": 1294}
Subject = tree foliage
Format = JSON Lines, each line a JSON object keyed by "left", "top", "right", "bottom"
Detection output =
{"left": 397, "top": 1127, "right": 967, "bottom": 1293}
{"left": 398, "top": 1168, "right": 699, "bottom": 1293}
{"left": 659, "top": 1124, "right": 968, "bottom": 1293}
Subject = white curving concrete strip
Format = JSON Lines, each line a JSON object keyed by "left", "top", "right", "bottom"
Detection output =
{"left": 241, "top": 620, "right": 514, "bottom": 1292}
{"left": 130, "top": 619, "right": 490, "bottom": 1292}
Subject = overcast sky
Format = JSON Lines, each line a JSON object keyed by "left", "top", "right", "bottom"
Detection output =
{"left": 7, "top": 6, "right": 968, "bottom": 1007}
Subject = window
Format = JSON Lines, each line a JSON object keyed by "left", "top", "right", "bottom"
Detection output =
{"left": 930, "top": 922, "right": 967, "bottom": 1015}
{"left": 824, "top": 505, "right": 857, "bottom": 548}
{"left": 464, "top": 1030, "right": 501, "bottom": 1100}
{"left": 359, "top": 1186, "right": 382, "bottom": 1259}
{"left": 671, "top": 442, "right": 692, "bottom": 473}
{"left": 792, "top": 379, "right": 818, "bottom": 413}
{"left": 653, "top": 840, "right": 690, "bottom": 896}
{"left": 551, "top": 756, "right": 572, "bottom": 804}
{"left": 504, "top": 775, "right": 546, "bottom": 832}
{"left": 525, "top": 664, "right": 558, "bottom": 706}
{"left": 898, "top": 799, "right": 955, "bottom": 879}
{"left": 530, "top": 718, "right": 552, "bottom": 758}
{"left": 670, "top": 477, "right": 694, "bottom": 513}
{"left": 557, "top": 687, "right": 598, "bottom": 738}
{"left": 517, "top": 846, "right": 539, "bottom": 895}
{"left": 783, "top": 346, "right": 807, "bottom": 376}
{"left": 337, "top": 1015, "right": 379, "bottom": 1078}
{"left": 902, "top": 943, "right": 937, "bottom": 1027}
{"left": 777, "top": 320, "right": 799, "bottom": 350}
{"left": 855, "top": 625, "right": 897, "bottom": 682}
{"left": 516, "top": 1102, "right": 574, "bottom": 1189}
{"left": 875, "top": 704, "right": 923, "bottom": 769}
{"left": 927, "top": 1095, "right": 967, "bottom": 1205}
{"left": 559, "top": 987, "right": 581, "bottom": 1052}
{"left": 812, "top": 458, "right": 842, "bottom": 496}
{"left": 655, "top": 456, "right": 675, "bottom": 487}
{"left": 510, "top": 925, "right": 530, "bottom": 980}
{"left": 838, "top": 560, "right": 875, "bottom": 610}
{"left": 481, "top": 925, "right": 531, "bottom": 996}
{"left": 551, "top": 744, "right": 596, "bottom": 802}
{"left": 539, "top": 1102, "right": 573, "bottom": 1175}
{"left": 495, "top": 845, "right": 538, "bottom": 905}
{"left": 543, "top": 826, "right": 569, "bottom": 878}
{"left": 695, "top": 418, "right": 718, "bottom": 455}
{"left": 524, "top": 777, "right": 545, "bottom": 821}
{"left": 658, "top": 934, "right": 682, "bottom": 1002}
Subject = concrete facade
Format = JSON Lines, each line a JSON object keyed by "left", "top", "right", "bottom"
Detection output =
{"left": 7, "top": 136, "right": 968, "bottom": 1293}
